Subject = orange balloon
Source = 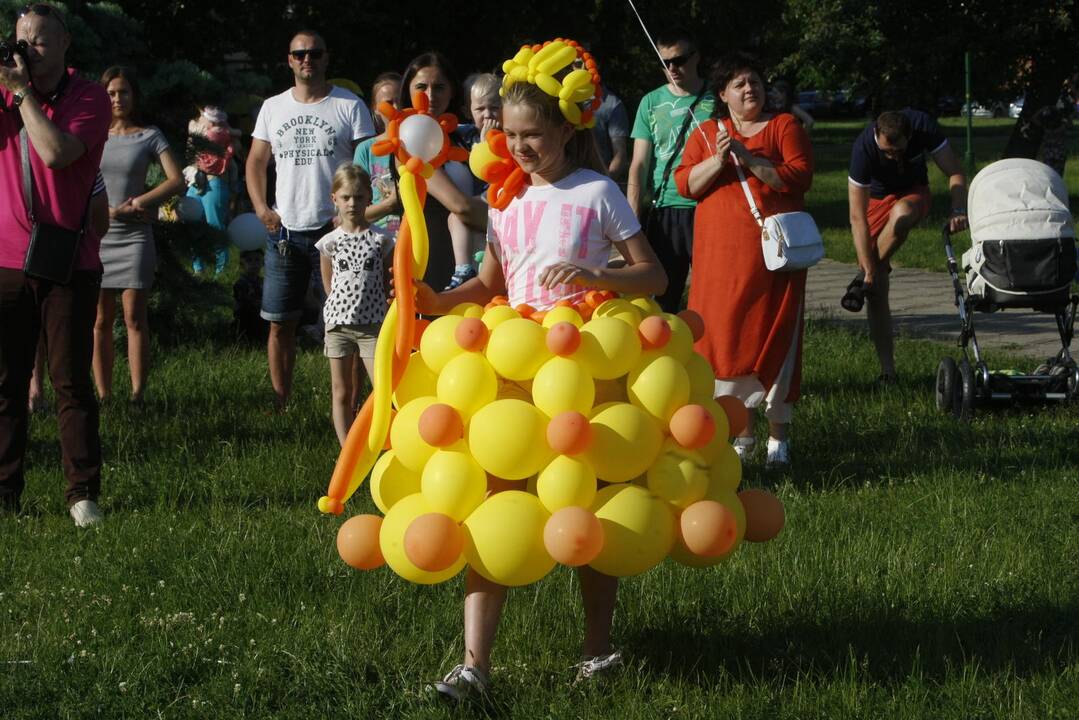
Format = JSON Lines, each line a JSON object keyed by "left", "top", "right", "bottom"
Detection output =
{"left": 679, "top": 500, "right": 738, "bottom": 557}
{"left": 546, "top": 411, "right": 593, "bottom": 455}
{"left": 668, "top": 404, "right": 716, "bottom": 449}
{"left": 404, "top": 512, "right": 465, "bottom": 571}
{"left": 584, "top": 290, "right": 605, "bottom": 307}
{"left": 492, "top": 295, "right": 510, "bottom": 306}
{"left": 739, "top": 489, "right": 785, "bottom": 542}
{"left": 413, "top": 318, "right": 431, "bottom": 350}
{"left": 715, "top": 395, "right": 748, "bottom": 437}
{"left": 543, "top": 506, "right": 604, "bottom": 566}
{"left": 546, "top": 322, "right": 581, "bottom": 356}
{"left": 531, "top": 311, "right": 547, "bottom": 324}
{"left": 638, "top": 316, "right": 671, "bottom": 350}
{"left": 336, "top": 515, "right": 385, "bottom": 570}
{"left": 417, "top": 403, "right": 464, "bottom": 447}
{"left": 555, "top": 299, "right": 575, "bottom": 308}
{"left": 455, "top": 317, "right": 489, "bottom": 352}
{"left": 514, "top": 303, "right": 536, "bottom": 318}
{"left": 677, "top": 309, "right": 705, "bottom": 342}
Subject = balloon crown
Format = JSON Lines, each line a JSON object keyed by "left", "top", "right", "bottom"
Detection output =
{"left": 501, "top": 38, "right": 603, "bottom": 130}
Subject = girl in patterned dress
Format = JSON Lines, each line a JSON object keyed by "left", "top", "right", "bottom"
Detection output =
{"left": 315, "top": 164, "right": 394, "bottom": 446}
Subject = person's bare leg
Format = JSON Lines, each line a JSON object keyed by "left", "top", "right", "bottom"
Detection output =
{"left": 122, "top": 289, "right": 150, "bottom": 401}
{"left": 328, "top": 355, "right": 354, "bottom": 447}
{"left": 28, "top": 336, "right": 47, "bottom": 412}
{"left": 578, "top": 565, "right": 618, "bottom": 657}
{"left": 866, "top": 202, "right": 920, "bottom": 378}
{"left": 448, "top": 213, "right": 473, "bottom": 271}
{"left": 92, "top": 290, "right": 116, "bottom": 402}
{"left": 874, "top": 200, "right": 920, "bottom": 266}
{"left": 463, "top": 569, "right": 507, "bottom": 672}
{"left": 267, "top": 319, "right": 298, "bottom": 410}
{"left": 351, "top": 352, "right": 371, "bottom": 411}
{"left": 768, "top": 420, "right": 788, "bottom": 441}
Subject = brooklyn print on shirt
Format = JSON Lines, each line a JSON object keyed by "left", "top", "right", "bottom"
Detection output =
{"left": 274, "top": 114, "right": 338, "bottom": 166}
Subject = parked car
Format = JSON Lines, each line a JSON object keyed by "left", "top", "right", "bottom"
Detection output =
{"left": 1008, "top": 96, "right": 1024, "bottom": 119}
{"left": 961, "top": 101, "right": 1007, "bottom": 118}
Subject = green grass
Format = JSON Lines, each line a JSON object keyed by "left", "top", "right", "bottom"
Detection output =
{"left": 3, "top": 120, "right": 1078, "bottom": 718}
{"left": 808, "top": 118, "right": 1079, "bottom": 272}
{"left": 3, "top": 318, "right": 1078, "bottom": 718}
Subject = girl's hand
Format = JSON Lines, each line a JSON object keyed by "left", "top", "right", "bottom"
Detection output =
{"left": 538, "top": 261, "right": 598, "bottom": 290}
{"left": 387, "top": 266, "right": 440, "bottom": 315}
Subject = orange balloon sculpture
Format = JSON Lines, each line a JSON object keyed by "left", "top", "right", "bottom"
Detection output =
{"left": 543, "top": 506, "right": 604, "bottom": 566}
{"left": 739, "top": 489, "right": 785, "bottom": 542}
{"left": 680, "top": 500, "right": 738, "bottom": 557}
{"left": 336, "top": 515, "right": 385, "bottom": 570}
{"left": 404, "top": 512, "right": 465, "bottom": 572}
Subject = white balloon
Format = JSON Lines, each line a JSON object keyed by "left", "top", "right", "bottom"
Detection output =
{"left": 398, "top": 114, "right": 444, "bottom": 162}
{"left": 176, "top": 195, "right": 205, "bottom": 223}
{"left": 227, "top": 212, "right": 270, "bottom": 251}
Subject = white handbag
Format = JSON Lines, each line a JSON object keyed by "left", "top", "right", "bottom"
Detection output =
{"left": 732, "top": 154, "right": 823, "bottom": 272}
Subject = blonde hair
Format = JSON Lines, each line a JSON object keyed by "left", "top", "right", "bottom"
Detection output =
{"left": 502, "top": 82, "right": 603, "bottom": 173}
{"left": 332, "top": 162, "right": 372, "bottom": 194}
{"left": 470, "top": 73, "right": 501, "bottom": 101}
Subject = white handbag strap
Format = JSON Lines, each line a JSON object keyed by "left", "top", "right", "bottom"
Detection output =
{"left": 731, "top": 152, "right": 764, "bottom": 228}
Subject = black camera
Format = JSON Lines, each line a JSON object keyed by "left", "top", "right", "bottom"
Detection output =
{"left": 0, "top": 39, "right": 29, "bottom": 68}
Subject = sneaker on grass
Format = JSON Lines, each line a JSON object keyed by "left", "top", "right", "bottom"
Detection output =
{"left": 572, "top": 651, "right": 623, "bottom": 686}
{"left": 765, "top": 438, "right": 790, "bottom": 468}
{"left": 69, "top": 499, "right": 103, "bottom": 528}
{"left": 431, "top": 664, "right": 489, "bottom": 703}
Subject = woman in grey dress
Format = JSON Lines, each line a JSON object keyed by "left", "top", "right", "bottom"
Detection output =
{"left": 94, "top": 67, "right": 184, "bottom": 404}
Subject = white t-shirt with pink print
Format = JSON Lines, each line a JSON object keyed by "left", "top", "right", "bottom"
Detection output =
{"left": 486, "top": 169, "right": 641, "bottom": 310}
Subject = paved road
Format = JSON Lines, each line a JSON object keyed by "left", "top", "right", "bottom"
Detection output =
{"left": 805, "top": 259, "right": 1074, "bottom": 362}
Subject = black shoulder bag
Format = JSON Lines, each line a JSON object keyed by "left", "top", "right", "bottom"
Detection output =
{"left": 650, "top": 90, "right": 706, "bottom": 211}
{"left": 20, "top": 126, "right": 92, "bottom": 284}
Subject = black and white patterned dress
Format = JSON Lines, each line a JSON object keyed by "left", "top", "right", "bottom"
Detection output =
{"left": 314, "top": 227, "right": 393, "bottom": 330}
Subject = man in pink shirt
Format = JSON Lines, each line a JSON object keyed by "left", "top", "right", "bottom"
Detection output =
{"left": 0, "top": 4, "right": 111, "bottom": 526}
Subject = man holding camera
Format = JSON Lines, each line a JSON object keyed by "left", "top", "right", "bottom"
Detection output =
{"left": 0, "top": 4, "right": 111, "bottom": 525}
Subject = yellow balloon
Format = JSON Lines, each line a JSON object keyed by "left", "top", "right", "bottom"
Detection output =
{"left": 536, "top": 455, "right": 597, "bottom": 512}
{"left": 587, "top": 402, "right": 663, "bottom": 482}
{"left": 577, "top": 317, "right": 641, "bottom": 380}
{"left": 532, "top": 357, "right": 595, "bottom": 417}
{"left": 542, "top": 305, "right": 584, "bottom": 328}
{"left": 627, "top": 355, "right": 691, "bottom": 424}
{"left": 468, "top": 399, "right": 553, "bottom": 479}
{"left": 481, "top": 304, "right": 520, "bottom": 330}
{"left": 420, "top": 315, "right": 465, "bottom": 372}
{"left": 593, "top": 299, "right": 641, "bottom": 327}
{"left": 370, "top": 450, "right": 421, "bottom": 514}
{"left": 463, "top": 491, "right": 555, "bottom": 586}
{"left": 697, "top": 399, "right": 733, "bottom": 464}
{"left": 421, "top": 447, "right": 487, "bottom": 522}
{"left": 670, "top": 489, "right": 746, "bottom": 567}
{"left": 589, "top": 484, "right": 674, "bottom": 577}
{"left": 685, "top": 351, "right": 717, "bottom": 405}
{"left": 394, "top": 353, "right": 439, "bottom": 409}
{"left": 485, "top": 318, "right": 551, "bottom": 381}
{"left": 389, "top": 396, "right": 438, "bottom": 472}
{"left": 646, "top": 450, "right": 708, "bottom": 509}
{"left": 627, "top": 295, "right": 662, "bottom": 317}
{"left": 707, "top": 441, "right": 742, "bottom": 494}
{"left": 449, "top": 302, "right": 484, "bottom": 319}
{"left": 380, "top": 492, "right": 466, "bottom": 584}
{"left": 437, "top": 352, "right": 498, "bottom": 421}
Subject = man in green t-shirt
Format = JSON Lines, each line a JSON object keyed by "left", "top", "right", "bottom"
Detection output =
{"left": 628, "top": 29, "right": 715, "bottom": 312}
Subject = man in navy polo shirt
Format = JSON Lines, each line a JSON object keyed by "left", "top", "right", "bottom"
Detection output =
{"left": 843, "top": 109, "right": 968, "bottom": 382}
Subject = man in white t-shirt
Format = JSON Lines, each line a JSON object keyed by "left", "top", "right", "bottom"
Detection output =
{"left": 246, "top": 29, "right": 375, "bottom": 410}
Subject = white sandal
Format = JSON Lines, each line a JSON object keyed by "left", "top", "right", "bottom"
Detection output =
{"left": 732, "top": 436, "right": 756, "bottom": 460}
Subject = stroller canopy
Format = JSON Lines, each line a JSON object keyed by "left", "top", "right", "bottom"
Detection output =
{"left": 968, "top": 158, "right": 1074, "bottom": 243}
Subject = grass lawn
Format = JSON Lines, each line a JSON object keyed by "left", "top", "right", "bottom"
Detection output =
{"left": 2, "top": 119, "right": 1078, "bottom": 719}
{"left": 809, "top": 117, "right": 1079, "bottom": 272}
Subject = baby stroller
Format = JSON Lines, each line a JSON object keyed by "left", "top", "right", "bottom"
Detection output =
{"left": 936, "top": 158, "right": 1078, "bottom": 420}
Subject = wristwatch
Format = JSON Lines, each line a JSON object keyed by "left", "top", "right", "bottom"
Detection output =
{"left": 12, "top": 89, "right": 28, "bottom": 108}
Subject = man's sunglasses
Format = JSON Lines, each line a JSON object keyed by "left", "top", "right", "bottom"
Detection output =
{"left": 661, "top": 51, "right": 695, "bottom": 69}
{"left": 19, "top": 3, "right": 68, "bottom": 31}
{"left": 289, "top": 49, "right": 325, "bottom": 61}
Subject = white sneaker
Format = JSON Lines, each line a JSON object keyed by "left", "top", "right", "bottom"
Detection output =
{"left": 732, "top": 436, "right": 756, "bottom": 461}
{"left": 431, "top": 664, "right": 489, "bottom": 703}
{"left": 69, "top": 500, "right": 103, "bottom": 528}
{"left": 572, "top": 650, "right": 623, "bottom": 685}
{"left": 765, "top": 438, "right": 790, "bottom": 468}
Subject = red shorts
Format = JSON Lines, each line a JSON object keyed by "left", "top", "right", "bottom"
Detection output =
{"left": 867, "top": 186, "right": 931, "bottom": 240}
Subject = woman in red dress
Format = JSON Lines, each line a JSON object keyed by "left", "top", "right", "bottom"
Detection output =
{"left": 674, "top": 53, "right": 813, "bottom": 467}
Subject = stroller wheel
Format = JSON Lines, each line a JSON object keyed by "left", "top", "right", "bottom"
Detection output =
{"left": 956, "top": 359, "right": 976, "bottom": 421}
{"left": 935, "top": 358, "right": 957, "bottom": 413}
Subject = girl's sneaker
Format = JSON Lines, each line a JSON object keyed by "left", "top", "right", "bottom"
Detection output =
{"left": 572, "top": 651, "right": 623, "bottom": 685}
{"left": 732, "top": 436, "right": 756, "bottom": 461}
{"left": 765, "top": 438, "right": 790, "bottom": 468}
{"left": 431, "top": 664, "right": 489, "bottom": 703}
{"left": 444, "top": 265, "right": 477, "bottom": 290}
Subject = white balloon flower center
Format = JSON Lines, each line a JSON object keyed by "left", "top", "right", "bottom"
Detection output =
{"left": 398, "top": 114, "right": 444, "bottom": 162}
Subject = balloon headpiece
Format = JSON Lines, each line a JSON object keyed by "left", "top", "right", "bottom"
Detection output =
{"left": 501, "top": 39, "right": 602, "bottom": 129}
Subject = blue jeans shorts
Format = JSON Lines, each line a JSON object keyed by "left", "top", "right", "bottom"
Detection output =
{"left": 260, "top": 224, "right": 331, "bottom": 323}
